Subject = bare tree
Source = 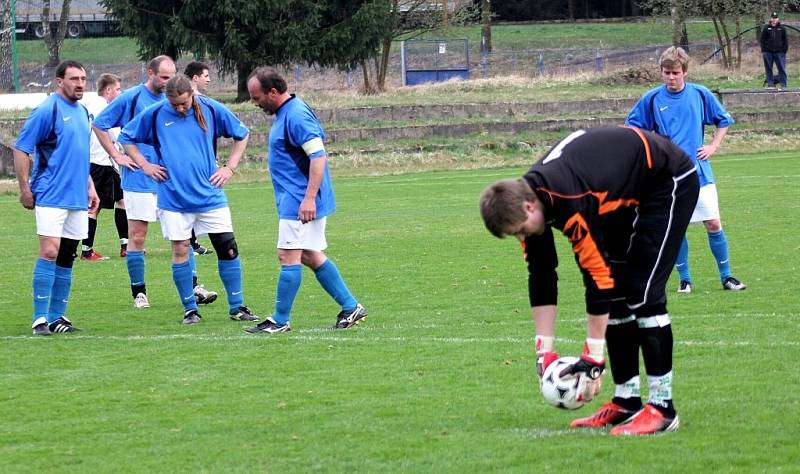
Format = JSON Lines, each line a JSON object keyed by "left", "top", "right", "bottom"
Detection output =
{"left": 41, "top": 0, "right": 72, "bottom": 67}
{"left": 1, "top": 0, "right": 13, "bottom": 92}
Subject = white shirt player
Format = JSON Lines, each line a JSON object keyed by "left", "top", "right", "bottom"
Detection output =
{"left": 82, "top": 94, "right": 120, "bottom": 168}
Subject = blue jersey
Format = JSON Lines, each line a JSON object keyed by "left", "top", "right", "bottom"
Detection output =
{"left": 93, "top": 83, "right": 163, "bottom": 193}
{"left": 268, "top": 95, "right": 335, "bottom": 220}
{"left": 119, "top": 96, "right": 249, "bottom": 213}
{"left": 14, "top": 94, "right": 91, "bottom": 210}
{"left": 625, "top": 82, "right": 734, "bottom": 186}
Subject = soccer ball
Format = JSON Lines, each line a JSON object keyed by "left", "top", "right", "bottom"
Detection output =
{"left": 540, "top": 356, "right": 586, "bottom": 410}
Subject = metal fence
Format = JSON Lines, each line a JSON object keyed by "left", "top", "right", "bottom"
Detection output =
{"left": 10, "top": 39, "right": 763, "bottom": 94}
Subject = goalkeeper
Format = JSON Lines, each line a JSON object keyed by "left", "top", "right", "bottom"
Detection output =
{"left": 479, "top": 126, "right": 698, "bottom": 436}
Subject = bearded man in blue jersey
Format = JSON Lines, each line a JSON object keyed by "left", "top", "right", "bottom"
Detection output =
{"left": 244, "top": 66, "right": 367, "bottom": 334}
{"left": 13, "top": 60, "right": 100, "bottom": 336}
{"left": 92, "top": 55, "right": 218, "bottom": 310}
{"left": 118, "top": 74, "right": 260, "bottom": 325}
{"left": 626, "top": 46, "right": 746, "bottom": 294}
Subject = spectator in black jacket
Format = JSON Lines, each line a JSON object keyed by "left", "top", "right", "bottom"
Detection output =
{"left": 760, "top": 12, "right": 789, "bottom": 88}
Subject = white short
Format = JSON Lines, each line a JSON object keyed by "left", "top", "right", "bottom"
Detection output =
{"left": 277, "top": 217, "right": 328, "bottom": 251}
{"left": 159, "top": 207, "right": 234, "bottom": 241}
{"left": 35, "top": 206, "right": 88, "bottom": 239}
{"left": 690, "top": 183, "right": 721, "bottom": 223}
{"left": 123, "top": 191, "right": 158, "bottom": 222}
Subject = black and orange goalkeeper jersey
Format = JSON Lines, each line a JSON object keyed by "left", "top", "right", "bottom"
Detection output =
{"left": 522, "top": 126, "right": 695, "bottom": 313}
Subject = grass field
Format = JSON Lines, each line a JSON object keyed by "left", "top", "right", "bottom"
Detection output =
{"left": 1, "top": 149, "right": 798, "bottom": 471}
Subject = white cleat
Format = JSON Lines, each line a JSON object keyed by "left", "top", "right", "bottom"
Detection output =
{"left": 134, "top": 292, "right": 151, "bottom": 309}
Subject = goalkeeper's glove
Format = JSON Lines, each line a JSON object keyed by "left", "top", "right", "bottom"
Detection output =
{"left": 559, "top": 354, "right": 605, "bottom": 402}
{"left": 536, "top": 351, "right": 559, "bottom": 379}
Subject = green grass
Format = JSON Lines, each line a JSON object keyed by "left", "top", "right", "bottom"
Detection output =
{"left": 1, "top": 150, "right": 798, "bottom": 471}
{"left": 15, "top": 36, "right": 143, "bottom": 65}
{"left": 428, "top": 18, "right": 726, "bottom": 50}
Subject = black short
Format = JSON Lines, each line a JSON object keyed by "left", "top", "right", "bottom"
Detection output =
{"left": 90, "top": 163, "right": 123, "bottom": 209}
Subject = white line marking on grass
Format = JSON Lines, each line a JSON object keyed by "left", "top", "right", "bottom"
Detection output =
{"left": 506, "top": 428, "right": 606, "bottom": 438}
{"left": 2, "top": 333, "right": 798, "bottom": 347}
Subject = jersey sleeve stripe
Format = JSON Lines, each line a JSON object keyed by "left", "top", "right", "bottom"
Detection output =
{"left": 622, "top": 125, "right": 653, "bottom": 169}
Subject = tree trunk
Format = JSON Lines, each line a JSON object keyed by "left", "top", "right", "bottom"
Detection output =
{"left": 670, "top": 1, "right": 688, "bottom": 48}
{"left": 42, "top": 0, "right": 72, "bottom": 67}
{"left": 711, "top": 17, "right": 729, "bottom": 68}
{"left": 735, "top": 15, "right": 742, "bottom": 69}
{"left": 0, "top": 0, "right": 13, "bottom": 92}
{"left": 361, "top": 61, "right": 374, "bottom": 95}
{"left": 480, "top": 0, "right": 491, "bottom": 53}
{"left": 568, "top": 0, "right": 575, "bottom": 20}
{"left": 236, "top": 62, "right": 251, "bottom": 103}
{"left": 376, "top": 37, "right": 391, "bottom": 91}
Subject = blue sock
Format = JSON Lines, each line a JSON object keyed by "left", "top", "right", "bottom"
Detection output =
{"left": 127, "top": 250, "right": 146, "bottom": 286}
{"left": 32, "top": 258, "right": 56, "bottom": 324}
{"left": 708, "top": 230, "right": 731, "bottom": 281}
{"left": 218, "top": 257, "right": 244, "bottom": 311}
{"left": 313, "top": 259, "right": 357, "bottom": 311}
{"left": 48, "top": 265, "right": 73, "bottom": 323}
{"left": 675, "top": 236, "right": 691, "bottom": 283}
{"left": 172, "top": 260, "right": 197, "bottom": 312}
{"left": 273, "top": 264, "right": 302, "bottom": 325}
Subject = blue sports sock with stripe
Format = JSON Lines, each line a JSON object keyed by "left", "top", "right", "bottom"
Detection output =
{"left": 218, "top": 257, "right": 244, "bottom": 311}
{"left": 127, "top": 250, "right": 146, "bottom": 287}
{"left": 675, "top": 236, "right": 691, "bottom": 283}
{"left": 273, "top": 264, "right": 302, "bottom": 325}
{"left": 313, "top": 259, "right": 357, "bottom": 311}
{"left": 48, "top": 265, "right": 73, "bottom": 323}
{"left": 708, "top": 230, "right": 731, "bottom": 281}
{"left": 32, "top": 258, "right": 56, "bottom": 324}
{"left": 172, "top": 260, "right": 197, "bottom": 312}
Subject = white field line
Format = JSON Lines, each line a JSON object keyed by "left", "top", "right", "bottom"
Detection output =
{"left": 1, "top": 331, "right": 798, "bottom": 346}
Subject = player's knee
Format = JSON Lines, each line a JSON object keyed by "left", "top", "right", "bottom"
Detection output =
{"left": 209, "top": 232, "right": 238, "bottom": 260}
{"left": 56, "top": 238, "right": 79, "bottom": 268}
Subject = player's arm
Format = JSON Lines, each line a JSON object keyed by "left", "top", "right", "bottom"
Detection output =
{"left": 210, "top": 136, "right": 248, "bottom": 188}
{"left": 524, "top": 227, "right": 560, "bottom": 376}
{"left": 93, "top": 125, "right": 137, "bottom": 170}
{"left": 299, "top": 156, "right": 325, "bottom": 223}
{"left": 697, "top": 126, "right": 729, "bottom": 161}
{"left": 210, "top": 102, "right": 250, "bottom": 188}
{"left": 12, "top": 149, "right": 34, "bottom": 209}
{"left": 624, "top": 95, "right": 653, "bottom": 130}
{"left": 119, "top": 112, "right": 167, "bottom": 181}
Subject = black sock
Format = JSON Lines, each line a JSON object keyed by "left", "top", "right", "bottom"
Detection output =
{"left": 82, "top": 217, "right": 98, "bottom": 254}
{"left": 613, "top": 396, "right": 644, "bottom": 412}
{"left": 192, "top": 276, "right": 198, "bottom": 287}
{"left": 115, "top": 208, "right": 128, "bottom": 240}
{"left": 190, "top": 230, "right": 199, "bottom": 250}
{"left": 131, "top": 284, "right": 146, "bottom": 298}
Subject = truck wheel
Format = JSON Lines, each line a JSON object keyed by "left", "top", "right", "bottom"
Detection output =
{"left": 67, "top": 23, "right": 82, "bottom": 38}
{"left": 34, "top": 24, "right": 45, "bottom": 39}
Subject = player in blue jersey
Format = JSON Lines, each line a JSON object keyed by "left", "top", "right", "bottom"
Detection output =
{"left": 118, "top": 74, "right": 260, "bottom": 325}
{"left": 92, "top": 55, "right": 218, "bottom": 309}
{"left": 13, "top": 60, "right": 100, "bottom": 336}
{"left": 626, "top": 46, "right": 746, "bottom": 294}
{"left": 244, "top": 66, "right": 367, "bottom": 334}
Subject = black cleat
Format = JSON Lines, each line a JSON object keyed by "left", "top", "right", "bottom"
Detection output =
{"left": 334, "top": 304, "right": 368, "bottom": 329}
{"left": 193, "top": 245, "right": 214, "bottom": 256}
{"left": 182, "top": 309, "right": 202, "bottom": 325}
{"left": 244, "top": 317, "right": 290, "bottom": 334}
{"left": 49, "top": 317, "right": 80, "bottom": 333}
{"left": 722, "top": 276, "right": 746, "bottom": 291}
{"left": 229, "top": 306, "right": 259, "bottom": 321}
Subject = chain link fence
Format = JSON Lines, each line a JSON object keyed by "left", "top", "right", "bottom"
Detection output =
{"left": 9, "top": 38, "right": 768, "bottom": 94}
